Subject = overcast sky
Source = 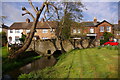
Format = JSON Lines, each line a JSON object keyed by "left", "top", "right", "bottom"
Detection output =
{"left": 0, "top": 1, "right": 119, "bottom": 26}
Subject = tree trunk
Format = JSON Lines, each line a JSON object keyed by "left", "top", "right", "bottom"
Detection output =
{"left": 9, "top": 16, "right": 39, "bottom": 59}
{"left": 9, "top": 5, "right": 45, "bottom": 59}
{"left": 60, "top": 40, "right": 66, "bottom": 53}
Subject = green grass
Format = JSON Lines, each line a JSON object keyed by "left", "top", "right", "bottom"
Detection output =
{"left": 1, "top": 47, "right": 42, "bottom": 73}
{"left": 19, "top": 47, "right": 118, "bottom": 78}
{"left": 0, "top": 47, "right": 8, "bottom": 59}
{"left": 2, "top": 56, "right": 42, "bottom": 73}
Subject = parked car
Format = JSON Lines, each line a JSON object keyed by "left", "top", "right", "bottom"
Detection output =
{"left": 104, "top": 40, "right": 119, "bottom": 46}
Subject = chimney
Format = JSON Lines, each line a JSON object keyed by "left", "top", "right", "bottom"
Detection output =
{"left": 93, "top": 17, "right": 97, "bottom": 23}
{"left": 41, "top": 18, "right": 45, "bottom": 22}
{"left": 26, "top": 18, "right": 30, "bottom": 23}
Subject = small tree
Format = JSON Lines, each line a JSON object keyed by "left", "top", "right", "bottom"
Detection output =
{"left": 100, "top": 32, "right": 114, "bottom": 45}
{"left": 60, "top": 13, "right": 72, "bottom": 40}
{"left": 55, "top": 2, "right": 85, "bottom": 52}
{"left": 19, "top": 33, "right": 26, "bottom": 43}
{"left": 0, "top": 32, "right": 7, "bottom": 47}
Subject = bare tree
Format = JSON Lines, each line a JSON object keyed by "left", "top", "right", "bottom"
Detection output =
{"left": 0, "top": 16, "right": 7, "bottom": 26}
{"left": 9, "top": 0, "right": 58, "bottom": 59}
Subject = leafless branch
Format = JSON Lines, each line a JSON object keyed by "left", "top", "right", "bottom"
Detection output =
{"left": 43, "top": 9, "right": 54, "bottom": 21}
{"left": 43, "top": 2, "right": 60, "bottom": 33}
{"left": 46, "top": 2, "right": 59, "bottom": 19}
{"left": 36, "top": 7, "right": 38, "bottom": 11}
{"left": 45, "top": 21, "right": 53, "bottom": 32}
{"left": 22, "top": 7, "right": 35, "bottom": 20}
{"left": 28, "top": 0, "right": 38, "bottom": 13}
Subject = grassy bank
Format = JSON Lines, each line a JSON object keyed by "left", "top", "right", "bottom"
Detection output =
{"left": 1, "top": 47, "right": 42, "bottom": 73}
{"left": 19, "top": 47, "right": 118, "bottom": 78}
{"left": 0, "top": 47, "right": 8, "bottom": 60}
{"left": 2, "top": 56, "right": 42, "bottom": 73}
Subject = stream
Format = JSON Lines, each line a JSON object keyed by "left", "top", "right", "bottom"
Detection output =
{"left": 2, "top": 55, "right": 57, "bottom": 79}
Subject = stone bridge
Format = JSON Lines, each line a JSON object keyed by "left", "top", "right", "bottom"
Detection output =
{"left": 27, "top": 39, "right": 100, "bottom": 55}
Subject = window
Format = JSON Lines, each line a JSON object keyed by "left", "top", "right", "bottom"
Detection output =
{"left": 100, "top": 26, "right": 104, "bottom": 32}
{"left": 42, "top": 29, "right": 48, "bottom": 33}
{"left": 15, "top": 36, "right": 20, "bottom": 42}
{"left": 10, "top": 30, "right": 13, "bottom": 33}
{"left": 78, "top": 29, "right": 81, "bottom": 33}
{"left": 26, "top": 30, "right": 30, "bottom": 33}
{"left": 106, "top": 26, "right": 111, "bottom": 32}
{"left": 42, "top": 37, "right": 48, "bottom": 39}
{"left": 117, "top": 33, "right": 120, "bottom": 35}
{"left": 73, "top": 29, "right": 76, "bottom": 33}
{"left": 90, "top": 28, "right": 94, "bottom": 33}
{"left": 9, "top": 37, "right": 12, "bottom": 42}
{"left": 15, "top": 30, "right": 20, "bottom": 33}
{"left": 100, "top": 36, "right": 104, "bottom": 40}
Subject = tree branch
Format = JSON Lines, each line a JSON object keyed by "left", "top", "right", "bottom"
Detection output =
{"left": 22, "top": 7, "right": 35, "bottom": 20}
{"left": 28, "top": 0, "right": 38, "bottom": 13}
{"left": 46, "top": 2, "right": 59, "bottom": 19}
{"left": 43, "top": 9, "right": 54, "bottom": 21}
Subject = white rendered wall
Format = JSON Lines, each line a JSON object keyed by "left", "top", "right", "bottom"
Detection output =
{"left": 8, "top": 29, "right": 23, "bottom": 44}
{"left": 0, "top": 28, "right": 2, "bottom": 32}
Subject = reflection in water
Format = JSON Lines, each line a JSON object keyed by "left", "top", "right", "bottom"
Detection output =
{"left": 20, "top": 56, "right": 56, "bottom": 73}
{"left": 3, "top": 56, "right": 56, "bottom": 79}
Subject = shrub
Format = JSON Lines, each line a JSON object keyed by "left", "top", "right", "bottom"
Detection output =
{"left": 100, "top": 40, "right": 107, "bottom": 45}
{"left": 100, "top": 32, "right": 114, "bottom": 45}
{"left": 97, "top": 46, "right": 101, "bottom": 49}
{"left": 0, "top": 32, "right": 7, "bottom": 47}
{"left": 19, "top": 33, "right": 26, "bottom": 43}
{"left": 112, "top": 46, "right": 118, "bottom": 50}
{"left": 105, "top": 45, "right": 118, "bottom": 50}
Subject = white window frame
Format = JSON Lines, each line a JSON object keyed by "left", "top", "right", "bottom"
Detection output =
{"left": 106, "top": 26, "right": 111, "bottom": 32}
{"left": 15, "top": 30, "right": 20, "bottom": 33}
{"left": 90, "top": 28, "right": 94, "bottom": 33}
{"left": 42, "top": 29, "right": 48, "bottom": 33}
{"left": 73, "top": 29, "right": 76, "bottom": 33}
{"left": 42, "top": 37, "right": 48, "bottom": 39}
{"left": 15, "top": 36, "right": 20, "bottom": 42}
{"left": 78, "top": 29, "right": 81, "bottom": 33}
{"left": 100, "top": 26, "right": 104, "bottom": 32}
{"left": 10, "top": 30, "right": 13, "bottom": 33}
{"left": 26, "top": 30, "right": 30, "bottom": 33}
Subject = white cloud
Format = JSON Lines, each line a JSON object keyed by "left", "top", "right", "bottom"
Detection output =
{"left": 82, "top": 2, "right": 118, "bottom": 24}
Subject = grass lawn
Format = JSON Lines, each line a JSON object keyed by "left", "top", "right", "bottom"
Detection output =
{"left": 19, "top": 47, "right": 119, "bottom": 78}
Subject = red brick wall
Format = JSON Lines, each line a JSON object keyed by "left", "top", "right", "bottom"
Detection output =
{"left": 96, "top": 22, "right": 113, "bottom": 39}
{"left": 71, "top": 22, "right": 113, "bottom": 40}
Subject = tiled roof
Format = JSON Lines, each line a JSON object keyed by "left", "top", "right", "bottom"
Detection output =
{"left": 80, "top": 21, "right": 100, "bottom": 27}
{"left": 10, "top": 21, "right": 58, "bottom": 29}
{"left": 95, "top": 20, "right": 113, "bottom": 27}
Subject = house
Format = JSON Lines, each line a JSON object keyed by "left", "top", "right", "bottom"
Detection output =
{"left": 8, "top": 18, "right": 57, "bottom": 44}
{"left": 71, "top": 17, "right": 113, "bottom": 40}
{"left": 113, "top": 20, "right": 120, "bottom": 42}
{"left": 8, "top": 17, "right": 116, "bottom": 44}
